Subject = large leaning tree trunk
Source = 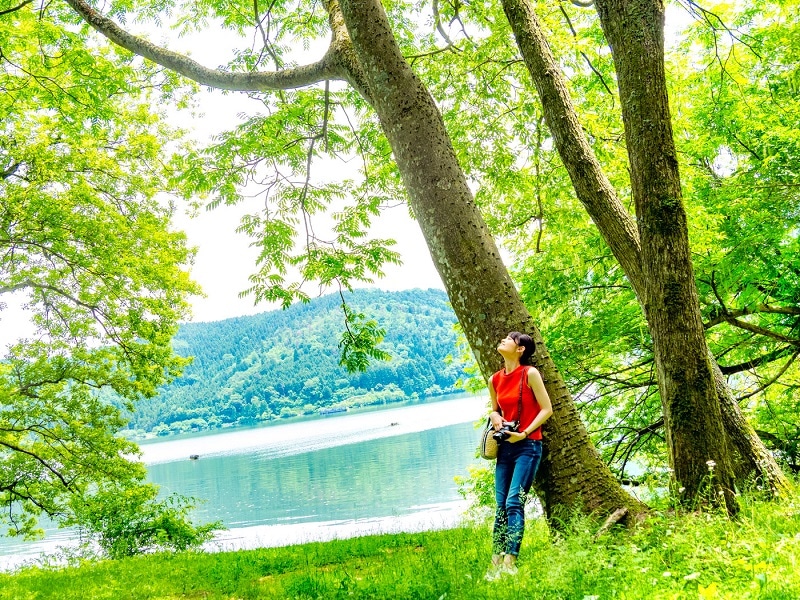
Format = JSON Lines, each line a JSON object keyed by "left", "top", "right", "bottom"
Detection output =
{"left": 334, "top": 0, "right": 645, "bottom": 522}
{"left": 499, "top": 0, "right": 789, "bottom": 500}
{"left": 64, "top": 0, "right": 645, "bottom": 521}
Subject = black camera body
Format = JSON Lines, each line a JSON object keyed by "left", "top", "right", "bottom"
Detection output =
{"left": 492, "top": 420, "right": 519, "bottom": 442}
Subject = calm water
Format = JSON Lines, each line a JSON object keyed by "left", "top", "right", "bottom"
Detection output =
{"left": 0, "top": 395, "right": 487, "bottom": 569}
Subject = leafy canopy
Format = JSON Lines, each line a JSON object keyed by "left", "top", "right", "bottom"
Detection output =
{"left": 0, "top": 3, "right": 214, "bottom": 550}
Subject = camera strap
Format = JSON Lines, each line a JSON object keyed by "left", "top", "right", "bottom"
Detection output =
{"left": 515, "top": 366, "right": 527, "bottom": 426}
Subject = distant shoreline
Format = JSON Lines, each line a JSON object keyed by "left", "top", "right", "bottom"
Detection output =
{"left": 134, "top": 390, "right": 482, "bottom": 446}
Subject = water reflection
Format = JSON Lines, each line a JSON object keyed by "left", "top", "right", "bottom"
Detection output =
{"left": 150, "top": 423, "right": 480, "bottom": 528}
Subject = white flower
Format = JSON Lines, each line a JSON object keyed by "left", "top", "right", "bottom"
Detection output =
{"left": 662, "top": 571, "right": 672, "bottom": 577}
{"left": 706, "top": 459, "right": 716, "bottom": 470}
{"left": 684, "top": 572, "right": 701, "bottom": 581}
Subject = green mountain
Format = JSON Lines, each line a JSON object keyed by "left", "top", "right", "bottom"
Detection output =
{"left": 123, "top": 288, "right": 468, "bottom": 438}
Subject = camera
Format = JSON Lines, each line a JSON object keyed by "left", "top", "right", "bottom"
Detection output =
{"left": 492, "top": 421, "right": 519, "bottom": 442}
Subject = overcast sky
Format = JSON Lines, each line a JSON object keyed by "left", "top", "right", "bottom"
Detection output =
{"left": 161, "top": 26, "right": 449, "bottom": 325}
{"left": 0, "top": 27, "right": 447, "bottom": 347}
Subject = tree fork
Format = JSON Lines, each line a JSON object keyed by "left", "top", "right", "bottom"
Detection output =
{"left": 501, "top": 0, "right": 789, "bottom": 498}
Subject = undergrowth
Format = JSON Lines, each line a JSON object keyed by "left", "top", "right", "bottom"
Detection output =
{"left": 1, "top": 491, "right": 798, "bottom": 599}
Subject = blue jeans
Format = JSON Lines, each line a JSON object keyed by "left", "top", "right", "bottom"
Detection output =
{"left": 493, "top": 438, "right": 542, "bottom": 556}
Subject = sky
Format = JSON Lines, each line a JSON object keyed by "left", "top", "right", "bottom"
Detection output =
{"left": 0, "top": 17, "right": 448, "bottom": 347}
{"left": 151, "top": 26, "right": 447, "bottom": 324}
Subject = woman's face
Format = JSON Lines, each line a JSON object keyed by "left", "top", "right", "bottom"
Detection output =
{"left": 497, "top": 334, "right": 522, "bottom": 354}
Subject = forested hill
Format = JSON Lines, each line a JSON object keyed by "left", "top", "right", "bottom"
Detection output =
{"left": 123, "top": 288, "right": 468, "bottom": 438}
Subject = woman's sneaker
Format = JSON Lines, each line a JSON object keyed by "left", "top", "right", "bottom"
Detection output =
{"left": 501, "top": 563, "right": 519, "bottom": 576}
{"left": 484, "top": 564, "right": 503, "bottom": 582}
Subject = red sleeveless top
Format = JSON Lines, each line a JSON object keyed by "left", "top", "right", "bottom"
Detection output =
{"left": 492, "top": 365, "right": 542, "bottom": 441}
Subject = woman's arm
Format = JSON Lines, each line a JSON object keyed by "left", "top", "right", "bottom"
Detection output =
{"left": 523, "top": 367, "right": 553, "bottom": 434}
{"left": 507, "top": 367, "right": 553, "bottom": 442}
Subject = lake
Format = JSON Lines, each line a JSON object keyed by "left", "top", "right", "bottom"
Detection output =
{"left": 0, "top": 395, "right": 488, "bottom": 570}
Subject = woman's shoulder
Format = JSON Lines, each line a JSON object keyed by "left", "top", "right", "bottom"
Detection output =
{"left": 525, "top": 365, "right": 543, "bottom": 382}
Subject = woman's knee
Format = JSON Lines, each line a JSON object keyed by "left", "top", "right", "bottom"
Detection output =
{"left": 504, "top": 492, "right": 524, "bottom": 512}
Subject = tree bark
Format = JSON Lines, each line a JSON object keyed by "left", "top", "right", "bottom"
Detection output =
{"left": 335, "top": 0, "right": 645, "bottom": 521}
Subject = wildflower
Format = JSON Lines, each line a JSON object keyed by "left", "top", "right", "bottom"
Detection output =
{"left": 662, "top": 571, "right": 672, "bottom": 577}
{"left": 706, "top": 460, "right": 716, "bottom": 470}
{"left": 678, "top": 487, "right": 686, "bottom": 494}
{"left": 684, "top": 572, "right": 701, "bottom": 581}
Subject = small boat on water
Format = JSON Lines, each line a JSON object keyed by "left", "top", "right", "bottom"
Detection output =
{"left": 189, "top": 454, "right": 200, "bottom": 460}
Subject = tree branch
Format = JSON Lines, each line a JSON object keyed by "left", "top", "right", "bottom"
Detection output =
{"left": 0, "top": 439, "right": 74, "bottom": 490}
{"left": 557, "top": 3, "right": 614, "bottom": 98}
{"left": 499, "top": 0, "right": 644, "bottom": 292}
{"left": 718, "top": 345, "right": 794, "bottom": 375}
{"left": 0, "top": 0, "right": 33, "bottom": 16}
{"left": 704, "top": 304, "right": 800, "bottom": 329}
{"left": 63, "top": 0, "right": 346, "bottom": 92}
{"left": 720, "top": 316, "right": 800, "bottom": 345}
{"left": 736, "top": 349, "right": 800, "bottom": 401}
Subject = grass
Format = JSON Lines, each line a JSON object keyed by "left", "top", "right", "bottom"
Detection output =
{"left": 1, "top": 492, "right": 799, "bottom": 599}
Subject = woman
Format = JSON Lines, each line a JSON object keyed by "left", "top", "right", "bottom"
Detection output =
{"left": 485, "top": 331, "right": 553, "bottom": 580}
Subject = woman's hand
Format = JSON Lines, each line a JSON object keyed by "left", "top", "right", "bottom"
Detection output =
{"left": 506, "top": 431, "right": 527, "bottom": 444}
{"left": 489, "top": 411, "right": 504, "bottom": 431}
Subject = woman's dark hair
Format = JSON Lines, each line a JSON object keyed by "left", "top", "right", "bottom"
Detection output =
{"left": 509, "top": 331, "right": 536, "bottom": 366}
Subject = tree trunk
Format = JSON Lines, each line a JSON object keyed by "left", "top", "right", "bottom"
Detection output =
{"left": 591, "top": 0, "right": 737, "bottom": 511}
{"left": 336, "top": 0, "right": 645, "bottom": 521}
{"left": 712, "top": 358, "right": 790, "bottom": 490}
{"left": 500, "top": 0, "right": 789, "bottom": 498}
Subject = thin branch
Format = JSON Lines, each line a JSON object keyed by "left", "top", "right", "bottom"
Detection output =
{"left": 0, "top": 440, "right": 73, "bottom": 490}
{"left": 253, "top": 0, "right": 283, "bottom": 70}
{"left": 704, "top": 304, "right": 800, "bottom": 329}
{"left": 719, "top": 346, "right": 794, "bottom": 375}
{"left": 721, "top": 317, "right": 800, "bottom": 346}
{"left": 0, "top": 0, "right": 33, "bottom": 16}
{"left": 736, "top": 349, "right": 800, "bottom": 401}
{"left": 558, "top": 3, "right": 614, "bottom": 99}
{"left": 432, "top": 0, "right": 454, "bottom": 46}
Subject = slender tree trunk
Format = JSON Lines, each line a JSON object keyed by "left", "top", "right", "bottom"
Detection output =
{"left": 500, "top": 0, "right": 789, "bottom": 498}
{"left": 336, "top": 0, "right": 645, "bottom": 521}
{"left": 712, "top": 358, "right": 789, "bottom": 489}
{"left": 591, "top": 0, "right": 738, "bottom": 511}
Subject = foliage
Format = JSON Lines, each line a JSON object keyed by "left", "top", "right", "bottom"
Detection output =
{"left": 429, "top": 0, "right": 800, "bottom": 478}
{"left": 0, "top": 3, "right": 208, "bottom": 544}
{"left": 1, "top": 490, "right": 799, "bottom": 598}
{"left": 337, "top": 301, "right": 392, "bottom": 373}
{"left": 20, "top": 0, "right": 797, "bottom": 509}
{"left": 65, "top": 484, "right": 220, "bottom": 559}
{"left": 122, "top": 288, "right": 468, "bottom": 438}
